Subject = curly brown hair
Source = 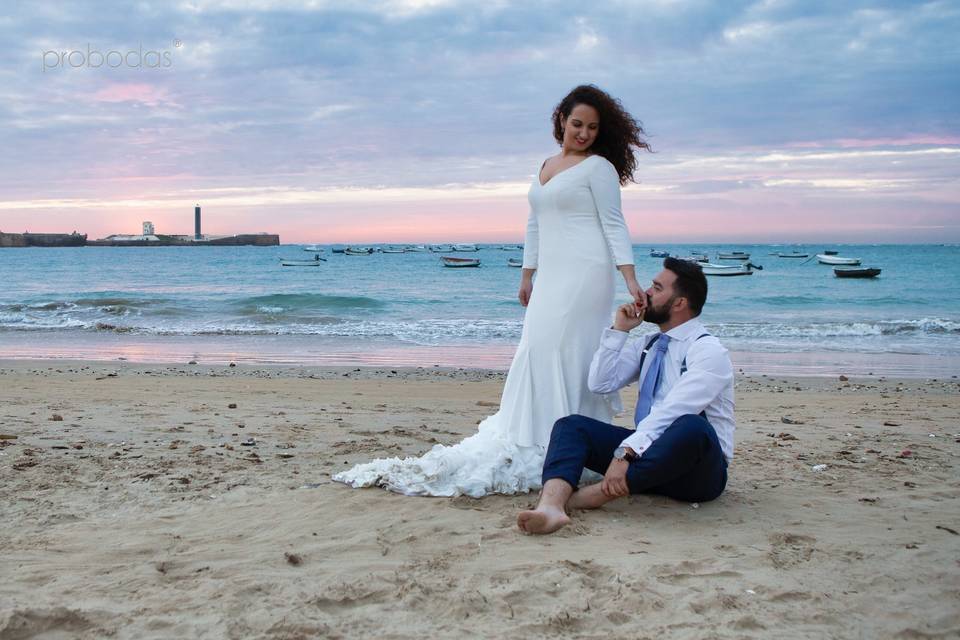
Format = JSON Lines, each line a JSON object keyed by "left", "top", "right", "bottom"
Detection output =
{"left": 552, "top": 84, "right": 650, "bottom": 185}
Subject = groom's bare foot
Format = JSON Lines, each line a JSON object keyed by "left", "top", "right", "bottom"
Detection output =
{"left": 517, "top": 506, "right": 571, "bottom": 534}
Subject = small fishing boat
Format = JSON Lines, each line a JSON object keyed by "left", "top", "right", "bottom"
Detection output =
{"left": 507, "top": 258, "right": 523, "bottom": 267}
{"left": 382, "top": 245, "right": 406, "bottom": 253}
{"left": 817, "top": 254, "right": 861, "bottom": 265}
{"left": 281, "top": 255, "right": 325, "bottom": 266}
{"left": 702, "top": 263, "right": 755, "bottom": 276}
{"left": 501, "top": 244, "right": 523, "bottom": 251}
{"left": 430, "top": 244, "right": 454, "bottom": 252}
{"left": 302, "top": 245, "right": 323, "bottom": 252}
{"left": 649, "top": 249, "right": 670, "bottom": 258}
{"left": 834, "top": 267, "right": 881, "bottom": 278}
{"left": 330, "top": 246, "right": 345, "bottom": 254}
{"left": 677, "top": 253, "right": 708, "bottom": 263}
{"left": 345, "top": 246, "right": 374, "bottom": 255}
{"left": 407, "top": 244, "right": 428, "bottom": 252}
{"left": 453, "top": 243, "right": 479, "bottom": 252}
{"left": 441, "top": 256, "right": 481, "bottom": 268}
{"left": 777, "top": 251, "right": 809, "bottom": 258}
{"left": 822, "top": 250, "right": 838, "bottom": 255}
{"left": 717, "top": 251, "right": 750, "bottom": 260}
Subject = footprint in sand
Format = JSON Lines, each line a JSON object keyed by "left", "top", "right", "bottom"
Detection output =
{"left": 767, "top": 532, "right": 817, "bottom": 568}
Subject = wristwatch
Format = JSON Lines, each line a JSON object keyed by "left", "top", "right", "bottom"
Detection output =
{"left": 613, "top": 446, "right": 637, "bottom": 463}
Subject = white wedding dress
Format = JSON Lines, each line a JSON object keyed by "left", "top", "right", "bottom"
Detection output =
{"left": 333, "top": 154, "right": 636, "bottom": 496}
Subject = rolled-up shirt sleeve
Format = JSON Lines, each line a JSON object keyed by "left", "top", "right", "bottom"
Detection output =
{"left": 588, "top": 158, "right": 634, "bottom": 266}
{"left": 588, "top": 328, "right": 644, "bottom": 394}
{"left": 522, "top": 208, "right": 539, "bottom": 269}
{"left": 620, "top": 341, "right": 733, "bottom": 456}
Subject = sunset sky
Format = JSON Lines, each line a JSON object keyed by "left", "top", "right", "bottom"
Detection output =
{"left": 1, "top": 0, "right": 957, "bottom": 243}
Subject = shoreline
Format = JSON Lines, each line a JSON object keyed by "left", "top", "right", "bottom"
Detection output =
{"left": 1, "top": 357, "right": 958, "bottom": 385}
{"left": 1, "top": 332, "right": 958, "bottom": 378}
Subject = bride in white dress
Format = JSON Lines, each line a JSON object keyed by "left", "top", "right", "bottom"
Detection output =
{"left": 334, "top": 85, "right": 651, "bottom": 497}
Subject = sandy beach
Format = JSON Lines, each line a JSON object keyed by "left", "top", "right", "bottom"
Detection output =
{"left": 1, "top": 360, "right": 958, "bottom": 639}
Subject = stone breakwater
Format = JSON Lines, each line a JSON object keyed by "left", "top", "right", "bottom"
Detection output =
{"left": 0, "top": 232, "right": 279, "bottom": 247}
{"left": 0, "top": 232, "right": 86, "bottom": 247}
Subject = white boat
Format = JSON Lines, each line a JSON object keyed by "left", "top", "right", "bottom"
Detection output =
{"left": 281, "top": 255, "right": 325, "bottom": 266}
{"left": 345, "top": 246, "right": 374, "bottom": 255}
{"left": 430, "top": 244, "right": 454, "bottom": 252}
{"left": 678, "top": 253, "right": 708, "bottom": 263}
{"left": 453, "top": 243, "right": 479, "bottom": 252}
{"left": 649, "top": 249, "right": 670, "bottom": 258}
{"left": 382, "top": 245, "right": 406, "bottom": 253}
{"left": 817, "top": 254, "right": 861, "bottom": 265}
{"left": 500, "top": 244, "right": 523, "bottom": 251}
{"left": 702, "top": 263, "right": 754, "bottom": 276}
{"left": 777, "top": 251, "right": 809, "bottom": 258}
{"left": 507, "top": 257, "right": 523, "bottom": 267}
{"left": 441, "top": 256, "right": 480, "bottom": 268}
{"left": 717, "top": 251, "right": 750, "bottom": 260}
{"left": 407, "top": 244, "right": 428, "bottom": 252}
{"left": 302, "top": 245, "right": 323, "bottom": 252}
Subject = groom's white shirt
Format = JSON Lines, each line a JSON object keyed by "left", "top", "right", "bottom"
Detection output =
{"left": 587, "top": 317, "right": 736, "bottom": 462}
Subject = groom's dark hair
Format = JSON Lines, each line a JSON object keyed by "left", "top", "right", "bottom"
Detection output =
{"left": 663, "top": 257, "right": 708, "bottom": 316}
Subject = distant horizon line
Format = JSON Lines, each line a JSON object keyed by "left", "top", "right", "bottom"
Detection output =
{"left": 280, "top": 241, "right": 959, "bottom": 246}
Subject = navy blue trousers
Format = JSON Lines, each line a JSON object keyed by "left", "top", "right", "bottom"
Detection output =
{"left": 542, "top": 413, "right": 728, "bottom": 502}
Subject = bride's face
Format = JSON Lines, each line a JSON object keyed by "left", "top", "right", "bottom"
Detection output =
{"left": 562, "top": 103, "right": 599, "bottom": 153}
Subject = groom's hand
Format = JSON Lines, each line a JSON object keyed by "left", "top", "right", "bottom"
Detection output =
{"left": 601, "top": 459, "right": 630, "bottom": 498}
{"left": 613, "top": 303, "right": 643, "bottom": 333}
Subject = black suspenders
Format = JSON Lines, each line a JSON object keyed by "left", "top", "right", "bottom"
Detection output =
{"left": 680, "top": 333, "right": 712, "bottom": 374}
{"left": 635, "top": 333, "right": 661, "bottom": 373}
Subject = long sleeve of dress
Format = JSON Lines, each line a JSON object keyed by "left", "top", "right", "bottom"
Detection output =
{"left": 588, "top": 158, "right": 635, "bottom": 266}
{"left": 522, "top": 208, "right": 539, "bottom": 269}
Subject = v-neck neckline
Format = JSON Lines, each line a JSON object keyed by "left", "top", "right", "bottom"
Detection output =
{"left": 538, "top": 154, "right": 596, "bottom": 187}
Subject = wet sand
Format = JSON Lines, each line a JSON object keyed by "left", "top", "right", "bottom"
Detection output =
{"left": 1, "top": 360, "right": 958, "bottom": 639}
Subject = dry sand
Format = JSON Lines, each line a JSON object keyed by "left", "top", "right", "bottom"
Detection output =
{"left": 1, "top": 360, "right": 958, "bottom": 639}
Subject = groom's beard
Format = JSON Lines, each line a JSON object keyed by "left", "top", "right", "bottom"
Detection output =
{"left": 643, "top": 295, "right": 674, "bottom": 325}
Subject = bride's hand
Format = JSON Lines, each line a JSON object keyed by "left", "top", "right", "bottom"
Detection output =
{"left": 627, "top": 280, "right": 646, "bottom": 316}
{"left": 518, "top": 279, "right": 533, "bottom": 307}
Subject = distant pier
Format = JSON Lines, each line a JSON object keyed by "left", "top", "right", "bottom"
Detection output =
{"left": 85, "top": 234, "right": 280, "bottom": 247}
{"left": 1, "top": 206, "right": 279, "bottom": 248}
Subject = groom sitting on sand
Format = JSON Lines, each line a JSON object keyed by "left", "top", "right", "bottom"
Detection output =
{"left": 518, "top": 257, "right": 735, "bottom": 534}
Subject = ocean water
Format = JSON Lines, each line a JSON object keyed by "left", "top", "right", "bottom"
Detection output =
{"left": 0, "top": 244, "right": 958, "bottom": 372}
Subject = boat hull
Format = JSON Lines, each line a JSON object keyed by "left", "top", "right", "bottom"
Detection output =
{"left": 834, "top": 268, "right": 881, "bottom": 278}
{"left": 441, "top": 257, "right": 480, "bottom": 268}
{"left": 817, "top": 254, "right": 861, "bottom": 265}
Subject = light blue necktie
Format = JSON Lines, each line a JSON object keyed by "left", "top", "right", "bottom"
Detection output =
{"left": 634, "top": 334, "right": 670, "bottom": 424}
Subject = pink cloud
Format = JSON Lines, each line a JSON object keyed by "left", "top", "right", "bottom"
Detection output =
{"left": 91, "top": 83, "right": 171, "bottom": 107}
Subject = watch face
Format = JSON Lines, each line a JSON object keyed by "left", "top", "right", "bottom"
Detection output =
{"left": 614, "top": 447, "right": 626, "bottom": 460}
